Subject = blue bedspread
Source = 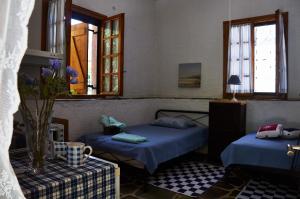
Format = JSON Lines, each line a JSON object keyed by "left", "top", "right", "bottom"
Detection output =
{"left": 80, "top": 124, "right": 208, "bottom": 173}
{"left": 221, "top": 132, "right": 300, "bottom": 170}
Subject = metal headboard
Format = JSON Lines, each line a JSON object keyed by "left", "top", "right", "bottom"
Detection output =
{"left": 155, "top": 109, "right": 209, "bottom": 127}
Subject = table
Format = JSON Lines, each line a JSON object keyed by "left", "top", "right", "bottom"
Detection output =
{"left": 11, "top": 155, "right": 120, "bottom": 199}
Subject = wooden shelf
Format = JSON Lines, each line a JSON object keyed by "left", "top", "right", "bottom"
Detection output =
{"left": 21, "top": 49, "right": 64, "bottom": 66}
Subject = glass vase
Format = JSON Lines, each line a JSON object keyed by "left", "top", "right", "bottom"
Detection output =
{"left": 24, "top": 116, "right": 52, "bottom": 174}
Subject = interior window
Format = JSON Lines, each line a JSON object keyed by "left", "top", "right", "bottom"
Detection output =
{"left": 223, "top": 12, "right": 288, "bottom": 99}
{"left": 69, "top": 8, "right": 124, "bottom": 97}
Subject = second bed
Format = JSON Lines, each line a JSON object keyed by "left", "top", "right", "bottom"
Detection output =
{"left": 221, "top": 132, "right": 300, "bottom": 171}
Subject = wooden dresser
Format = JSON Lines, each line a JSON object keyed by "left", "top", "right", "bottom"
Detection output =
{"left": 208, "top": 100, "right": 246, "bottom": 161}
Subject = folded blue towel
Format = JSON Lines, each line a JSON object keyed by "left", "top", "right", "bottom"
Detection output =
{"left": 101, "top": 115, "right": 126, "bottom": 128}
{"left": 112, "top": 133, "right": 147, "bottom": 144}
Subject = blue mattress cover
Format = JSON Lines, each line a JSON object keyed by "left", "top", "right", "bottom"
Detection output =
{"left": 221, "top": 132, "right": 300, "bottom": 170}
{"left": 80, "top": 124, "right": 208, "bottom": 173}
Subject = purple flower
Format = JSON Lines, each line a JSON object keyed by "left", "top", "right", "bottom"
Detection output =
{"left": 41, "top": 67, "right": 53, "bottom": 77}
{"left": 66, "top": 66, "right": 72, "bottom": 74}
{"left": 70, "top": 77, "right": 78, "bottom": 84}
{"left": 66, "top": 66, "right": 78, "bottom": 77}
{"left": 49, "top": 59, "right": 61, "bottom": 70}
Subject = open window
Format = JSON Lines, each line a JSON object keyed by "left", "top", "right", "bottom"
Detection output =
{"left": 223, "top": 11, "right": 288, "bottom": 99}
{"left": 42, "top": 1, "right": 124, "bottom": 97}
{"left": 69, "top": 6, "right": 124, "bottom": 97}
{"left": 100, "top": 14, "right": 124, "bottom": 96}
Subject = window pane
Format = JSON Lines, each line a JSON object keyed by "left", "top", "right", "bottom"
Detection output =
{"left": 243, "top": 43, "right": 250, "bottom": 59}
{"left": 112, "top": 75, "right": 119, "bottom": 93}
{"left": 231, "top": 26, "right": 240, "bottom": 44}
{"left": 112, "top": 56, "right": 119, "bottom": 73}
{"left": 103, "top": 76, "right": 110, "bottom": 92}
{"left": 112, "top": 38, "right": 119, "bottom": 54}
{"left": 241, "top": 26, "right": 250, "bottom": 42}
{"left": 100, "top": 14, "right": 124, "bottom": 96}
{"left": 112, "top": 20, "right": 119, "bottom": 36}
{"left": 254, "top": 24, "right": 276, "bottom": 93}
{"left": 231, "top": 43, "right": 239, "bottom": 62}
{"left": 104, "top": 21, "right": 111, "bottom": 38}
{"left": 243, "top": 60, "right": 250, "bottom": 77}
{"left": 104, "top": 39, "right": 111, "bottom": 55}
{"left": 104, "top": 58, "right": 110, "bottom": 73}
{"left": 232, "top": 60, "right": 240, "bottom": 74}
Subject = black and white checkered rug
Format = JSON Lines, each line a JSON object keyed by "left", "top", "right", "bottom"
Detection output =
{"left": 236, "top": 179, "right": 300, "bottom": 199}
{"left": 148, "top": 161, "right": 225, "bottom": 197}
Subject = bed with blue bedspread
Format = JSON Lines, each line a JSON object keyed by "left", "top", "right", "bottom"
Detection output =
{"left": 81, "top": 124, "right": 208, "bottom": 174}
{"left": 80, "top": 110, "right": 209, "bottom": 174}
{"left": 221, "top": 132, "right": 300, "bottom": 170}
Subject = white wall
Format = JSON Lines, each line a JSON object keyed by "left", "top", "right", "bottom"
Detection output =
{"left": 56, "top": 98, "right": 209, "bottom": 140}
{"left": 156, "top": 99, "right": 300, "bottom": 132}
{"left": 15, "top": 97, "right": 300, "bottom": 140}
{"left": 28, "top": 0, "right": 42, "bottom": 50}
{"left": 53, "top": 99, "right": 158, "bottom": 140}
{"left": 246, "top": 100, "right": 300, "bottom": 131}
{"left": 155, "top": 0, "right": 300, "bottom": 99}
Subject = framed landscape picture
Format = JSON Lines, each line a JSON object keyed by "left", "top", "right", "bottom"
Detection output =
{"left": 178, "top": 63, "right": 201, "bottom": 88}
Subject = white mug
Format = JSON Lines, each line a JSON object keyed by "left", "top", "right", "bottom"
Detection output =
{"left": 58, "top": 142, "right": 93, "bottom": 167}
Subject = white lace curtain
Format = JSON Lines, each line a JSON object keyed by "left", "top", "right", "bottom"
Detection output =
{"left": 47, "top": 0, "right": 66, "bottom": 54}
{"left": 0, "top": 0, "right": 34, "bottom": 198}
{"left": 278, "top": 11, "right": 287, "bottom": 94}
{"left": 227, "top": 24, "right": 253, "bottom": 93}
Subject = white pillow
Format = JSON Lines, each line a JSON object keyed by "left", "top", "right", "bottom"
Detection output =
{"left": 282, "top": 128, "right": 300, "bottom": 139}
{"left": 151, "top": 117, "right": 196, "bottom": 129}
{"left": 256, "top": 123, "right": 283, "bottom": 139}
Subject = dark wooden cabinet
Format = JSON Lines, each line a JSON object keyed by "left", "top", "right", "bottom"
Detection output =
{"left": 208, "top": 100, "right": 246, "bottom": 161}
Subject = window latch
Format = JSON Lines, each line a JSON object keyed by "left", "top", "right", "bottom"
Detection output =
{"left": 87, "top": 85, "right": 97, "bottom": 90}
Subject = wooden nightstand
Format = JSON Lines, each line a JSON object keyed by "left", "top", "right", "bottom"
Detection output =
{"left": 208, "top": 100, "right": 246, "bottom": 162}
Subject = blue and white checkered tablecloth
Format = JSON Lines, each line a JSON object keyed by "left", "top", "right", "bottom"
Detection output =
{"left": 11, "top": 156, "right": 115, "bottom": 199}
